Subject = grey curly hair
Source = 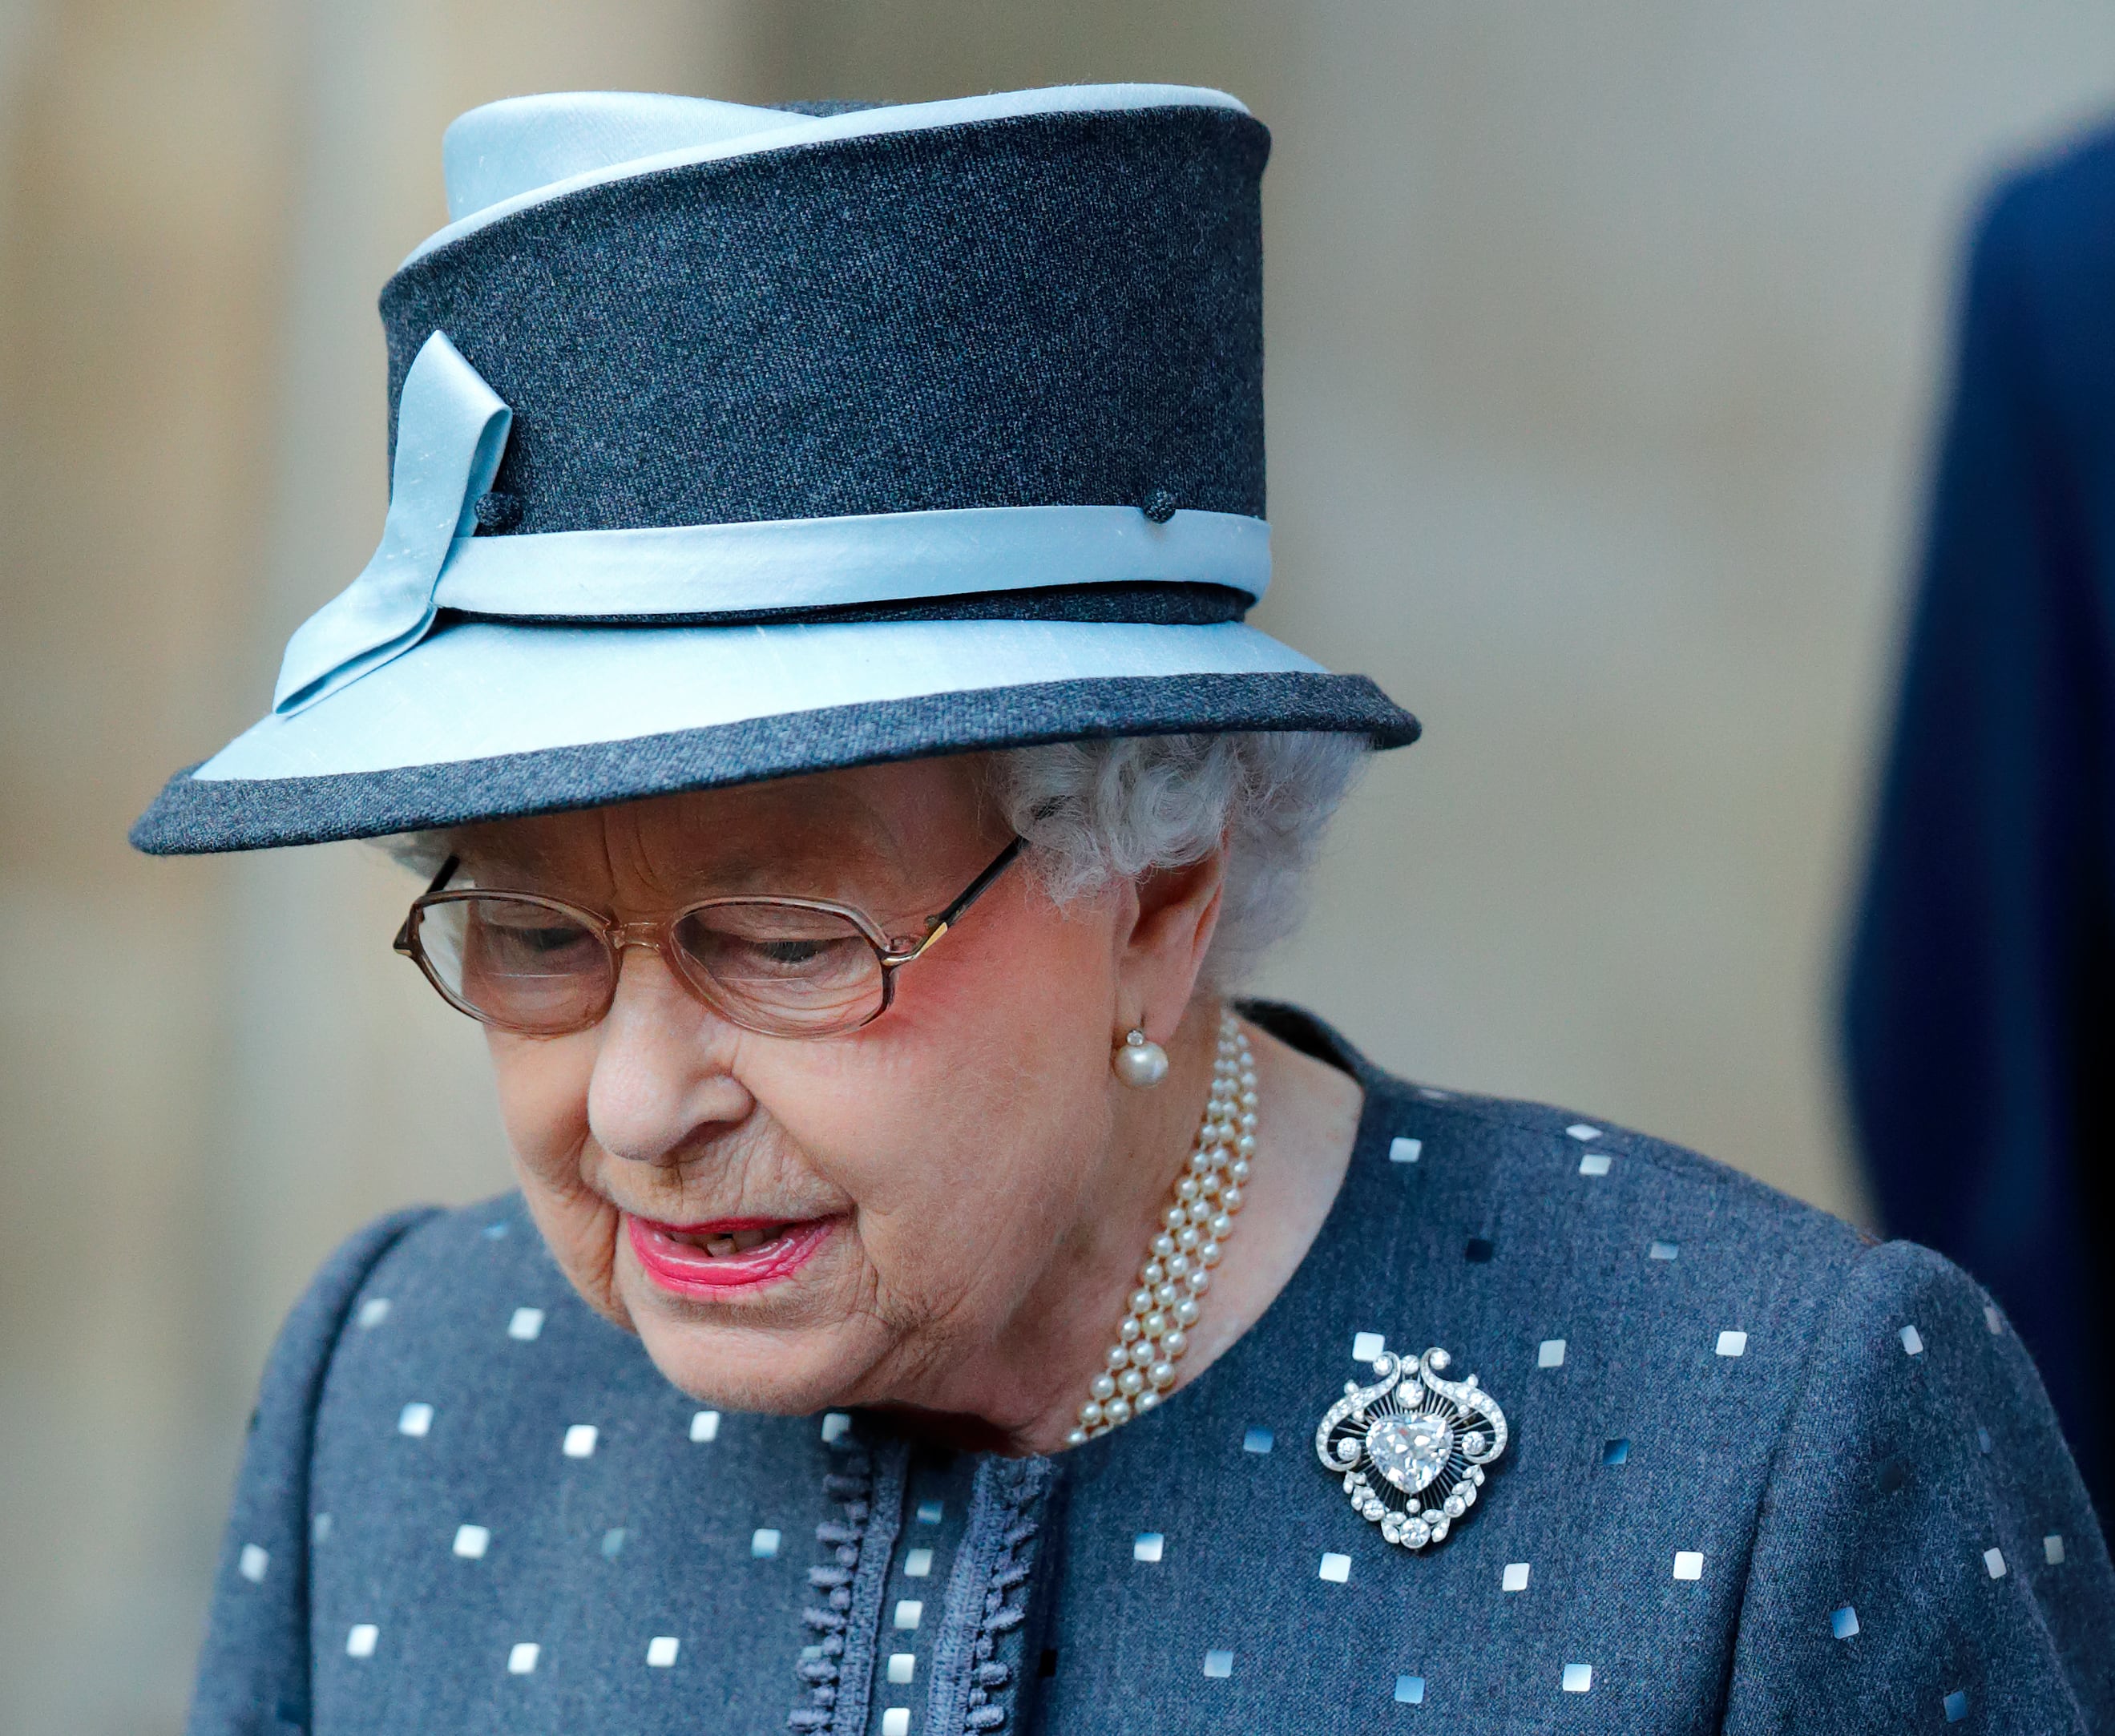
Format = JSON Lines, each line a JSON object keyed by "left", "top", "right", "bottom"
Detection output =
{"left": 987, "top": 733, "right": 1367, "bottom": 987}
{"left": 384, "top": 733, "right": 1366, "bottom": 989}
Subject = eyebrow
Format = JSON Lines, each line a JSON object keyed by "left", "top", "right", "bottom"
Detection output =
{"left": 459, "top": 841, "right": 930, "bottom": 910}
{"left": 454, "top": 781, "right": 943, "bottom": 903}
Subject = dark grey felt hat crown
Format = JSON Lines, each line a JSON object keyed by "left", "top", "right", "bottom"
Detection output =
{"left": 131, "top": 86, "right": 1417, "bottom": 855}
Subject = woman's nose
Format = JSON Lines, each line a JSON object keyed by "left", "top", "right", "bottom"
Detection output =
{"left": 585, "top": 947, "right": 754, "bottom": 1167}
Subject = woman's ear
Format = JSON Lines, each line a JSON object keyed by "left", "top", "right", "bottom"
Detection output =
{"left": 1112, "top": 845, "right": 1229, "bottom": 1040}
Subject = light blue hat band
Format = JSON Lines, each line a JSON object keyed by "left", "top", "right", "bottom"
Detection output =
{"left": 272, "top": 332, "right": 1271, "bottom": 716}
{"left": 430, "top": 506, "right": 1269, "bottom": 622}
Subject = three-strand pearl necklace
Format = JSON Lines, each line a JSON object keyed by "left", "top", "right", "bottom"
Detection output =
{"left": 1068, "top": 1010, "right": 1256, "bottom": 1445}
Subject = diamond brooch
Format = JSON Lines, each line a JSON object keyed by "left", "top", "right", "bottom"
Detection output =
{"left": 1314, "top": 1345, "right": 1508, "bottom": 1550}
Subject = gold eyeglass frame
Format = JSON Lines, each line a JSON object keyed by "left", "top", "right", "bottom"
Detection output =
{"left": 393, "top": 837, "right": 1025, "bottom": 1040}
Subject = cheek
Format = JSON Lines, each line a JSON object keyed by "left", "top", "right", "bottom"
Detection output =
{"left": 488, "top": 1030, "right": 595, "bottom": 1170}
{"left": 485, "top": 1032, "right": 621, "bottom": 1298}
{"left": 763, "top": 894, "right": 1119, "bottom": 1304}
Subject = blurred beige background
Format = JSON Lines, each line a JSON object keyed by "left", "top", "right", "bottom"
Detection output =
{"left": 3, "top": 2, "right": 2112, "bottom": 1729}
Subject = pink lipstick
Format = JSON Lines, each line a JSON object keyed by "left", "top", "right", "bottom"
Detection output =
{"left": 626, "top": 1214, "right": 833, "bottom": 1296}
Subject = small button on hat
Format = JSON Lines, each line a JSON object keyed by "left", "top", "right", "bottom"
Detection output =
{"left": 131, "top": 85, "right": 1418, "bottom": 854}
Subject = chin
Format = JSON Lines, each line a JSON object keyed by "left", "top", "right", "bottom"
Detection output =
{"left": 624, "top": 1286, "right": 878, "bottom": 1418}
{"left": 635, "top": 1329, "right": 866, "bottom": 1419}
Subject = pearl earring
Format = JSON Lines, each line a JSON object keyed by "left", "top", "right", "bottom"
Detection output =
{"left": 1112, "top": 1027, "right": 1170, "bottom": 1089}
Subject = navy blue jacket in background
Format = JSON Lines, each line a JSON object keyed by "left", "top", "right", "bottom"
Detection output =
{"left": 1846, "top": 123, "right": 2115, "bottom": 1523}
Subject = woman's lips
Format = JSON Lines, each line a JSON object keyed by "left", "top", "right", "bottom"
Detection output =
{"left": 626, "top": 1213, "right": 833, "bottom": 1296}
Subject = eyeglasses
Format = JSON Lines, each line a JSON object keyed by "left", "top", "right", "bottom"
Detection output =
{"left": 394, "top": 838, "right": 1023, "bottom": 1040}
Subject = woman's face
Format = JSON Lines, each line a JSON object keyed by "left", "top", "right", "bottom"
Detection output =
{"left": 447, "top": 758, "right": 1186, "bottom": 1419}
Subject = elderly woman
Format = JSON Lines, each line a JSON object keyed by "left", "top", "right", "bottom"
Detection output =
{"left": 138, "top": 87, "right": 2109, "bottom": 1735}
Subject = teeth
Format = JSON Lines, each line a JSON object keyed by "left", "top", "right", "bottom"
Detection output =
{"left": 692, "top": 1224, "right": 786, "bottom": 1258}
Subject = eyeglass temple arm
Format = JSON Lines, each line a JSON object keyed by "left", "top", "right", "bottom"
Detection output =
{"left": 890, "top": 837, "right": 1024, "bottom": 963}
{"left": 393, "top": 855, "right": 462, "bottom": 952}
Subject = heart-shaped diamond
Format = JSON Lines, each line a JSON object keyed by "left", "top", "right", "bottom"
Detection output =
{"left": 1365, "top": 1411, "right": 1453, "bottom": 1493}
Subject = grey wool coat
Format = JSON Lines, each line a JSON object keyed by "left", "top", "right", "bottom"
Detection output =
{"left": 188, "top": 1007, "right": 2113, "bottom": 1734}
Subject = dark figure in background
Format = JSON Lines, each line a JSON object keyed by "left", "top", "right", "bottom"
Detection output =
{"left": 1847, "top": 122, "right": 2115, "bottom": 1522}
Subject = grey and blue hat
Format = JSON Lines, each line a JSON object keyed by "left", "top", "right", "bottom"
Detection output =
{"left": 131, "top": 84, "right": 1418, "bottom": 854}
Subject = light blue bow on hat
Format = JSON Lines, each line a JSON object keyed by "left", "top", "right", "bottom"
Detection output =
{"left": 273, "top": 332, "right": 511, "bottom": 714}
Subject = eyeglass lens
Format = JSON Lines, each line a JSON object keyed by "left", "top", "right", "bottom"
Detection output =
{"left": 668, "top": 905, "right": 885, "bottom": 1032}
{"left": 412, "top": 895, "right": 888, "bottom": 1037}
{"left": 414, "top": 897, "right": 612, "bottom": 1033}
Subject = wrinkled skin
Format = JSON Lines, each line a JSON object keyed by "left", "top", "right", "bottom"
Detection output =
{"left": 443, "top": 755, "right": 1362, "bottom": 1455}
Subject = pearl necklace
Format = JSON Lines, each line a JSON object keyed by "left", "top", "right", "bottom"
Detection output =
{"left": 1068, "top": 1010, "right": 1256, "bottom": 1445}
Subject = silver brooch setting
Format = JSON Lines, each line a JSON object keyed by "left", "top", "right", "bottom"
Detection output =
{"left": 1314, "top": 1346, "right": 1508, "bottom": 1550}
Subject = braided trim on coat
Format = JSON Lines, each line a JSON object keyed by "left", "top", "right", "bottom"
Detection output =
{"left": 787, "top": 1431, "right": 910, "bottom": 1733}
{"left": 926, "top": 1455, "right": 1056, "bottom": 1734}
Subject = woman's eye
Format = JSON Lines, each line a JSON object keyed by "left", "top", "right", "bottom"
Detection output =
{"left": 514, "top": 927, "right": 587, "bottom": 955}
{"left": 479, "top": 919, "right": 592, "bottom": 959}
{"left": 732, "top": 934, "right": 858, "bottom": 975}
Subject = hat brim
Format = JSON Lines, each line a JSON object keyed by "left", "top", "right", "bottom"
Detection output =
{"left": 131, "top": 617, "right": 1417, "bottom": 854}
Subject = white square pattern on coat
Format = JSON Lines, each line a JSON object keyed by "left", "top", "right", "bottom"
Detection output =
{"left": 249, "top": 1090, "right": 2101, "bottom": 1726}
